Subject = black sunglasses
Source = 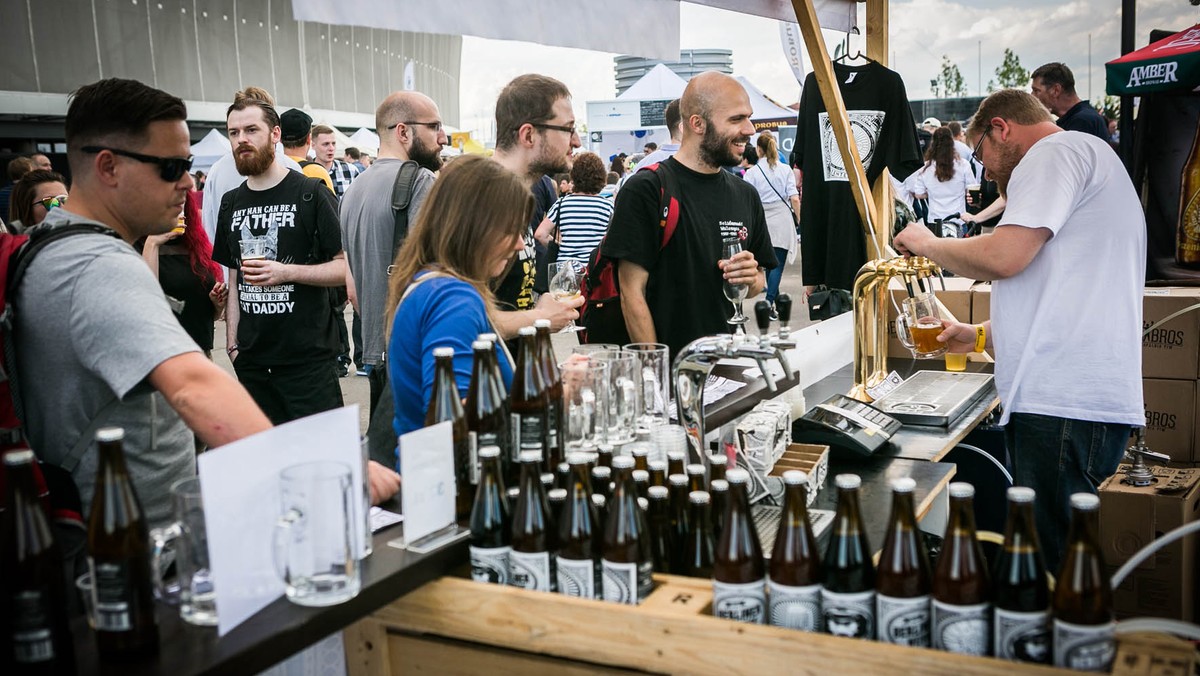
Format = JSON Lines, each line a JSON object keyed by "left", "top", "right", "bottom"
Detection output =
{"left": 970, "top": 128, "right": 990, "bottom": 168}
{"left": 81, "top": 146, "right": 194, "bottom": 182}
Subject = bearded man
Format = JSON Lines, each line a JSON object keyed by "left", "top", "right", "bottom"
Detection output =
{"left": 601, "top": 71, "right": 774, "bottom": 357}
{"left": 211, "top": 88, "right": 349, "bottom": 424}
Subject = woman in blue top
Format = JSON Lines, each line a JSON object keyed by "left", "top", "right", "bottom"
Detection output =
{"left": 387, "top": 155, "right": 532, "bottom": 441}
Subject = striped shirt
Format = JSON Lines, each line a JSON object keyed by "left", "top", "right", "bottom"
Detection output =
{"left": 546, "top": 193, "right": 614, "bottom": 263}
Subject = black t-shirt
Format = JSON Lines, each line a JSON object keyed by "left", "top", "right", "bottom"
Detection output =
{"left": 601, "top": 157, "right": 775, "bottom": 359}
{"left": 212, "top": 171, "right": 342, "bottom": 366}
{"left": 1056, "top": 100, "right": 1109, "bottom": 141}
{"left": 796, "top": 62, "right": 923, "bottom": 290}
{"left": 140, "top": 244, "right": 217, "bottom": 350}
{"left": 495, "top": 175, "right": 557, "bottom": 310}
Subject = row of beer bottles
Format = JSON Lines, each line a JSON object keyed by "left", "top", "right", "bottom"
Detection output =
{"left": 2, "top": 427, "right": 159, "bottom": 672}
{"left": 426, "top": 321, "right": 564, "bottom": 522}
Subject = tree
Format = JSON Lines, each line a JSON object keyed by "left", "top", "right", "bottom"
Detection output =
{"left": 935, "top": 56, "right": 967, "bottom": 98}
{"left": 988, "top": 48, "right": 1029, "bottom": 92}
{"left": 1094, "top": 95, "right": 1120, "bottom": 120}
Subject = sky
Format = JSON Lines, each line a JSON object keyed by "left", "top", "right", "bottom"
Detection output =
{"left": 457, "top": 0, "right": 1195, "bottom": 139}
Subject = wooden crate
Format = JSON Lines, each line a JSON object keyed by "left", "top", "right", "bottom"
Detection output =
{"left": 346, "top": 574, "right": 1075, "bottom": 676}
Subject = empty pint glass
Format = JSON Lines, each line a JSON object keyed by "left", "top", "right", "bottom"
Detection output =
{"left": 273, "top": 461, "right": 361, "bottom": 607}
{"left": 560, "top": 359, "right": 610, "bottom": 452}
{"left": 895, "top": 292, "right": 947, "bottom": 359}
{"left": 624, "top": 343, "right": 669, "bottom": 430}
{"left": 150, "top": 477, "right": 217, "bottom": 626}
{"left": 593, "top": 350, "right": 639, "bottom": 446}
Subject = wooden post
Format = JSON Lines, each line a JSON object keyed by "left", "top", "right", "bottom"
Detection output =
{"left": 866, "top": 0, "right": 892, "bottom": 258}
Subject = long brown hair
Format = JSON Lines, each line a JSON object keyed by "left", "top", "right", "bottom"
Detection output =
{"left": 756, "top": 133, "right": 779, "bottom": 168}
{"left": 385, "top": 155, "right": 533, "bottom": 331}
{"left": 924, "top": 126, "right": 957, "bottom": 182}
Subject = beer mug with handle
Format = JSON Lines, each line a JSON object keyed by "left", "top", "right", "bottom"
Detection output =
{"left": 895, "top": 292, "right": 948, "bottom": 359}
{"left": 560, "top": 359, "right": 610, "bottom": 452}
{"left": 273, "top": 461, "right": 361, "bottom": 607}
{"left": 593, "top": 350, "right": 638, "bottom": 446}
{"left": 624, "top": 343, "right": 670, "bottom": 430}
{"left": 150, "top": 477, "right": 218, "bottom": 626}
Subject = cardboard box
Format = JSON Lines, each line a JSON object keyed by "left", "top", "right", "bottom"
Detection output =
{"left": 1137, "top": 378, "right": 1197, "bottom": 464}
{"left": 971, "top": 282, "right": 991, "bottom": 325}
{"left": 1141, "top": 287, "right": 1200, "bottom": 380}
{"left": 1099, "top": 465, "right": 1200, "bottom": 622}
{"left": 885, "top": 277, "right": 976, "bottom": 358}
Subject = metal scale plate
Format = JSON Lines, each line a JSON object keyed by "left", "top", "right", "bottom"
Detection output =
{"left": 871, "top": 371, "right": 995, "bottom": 426}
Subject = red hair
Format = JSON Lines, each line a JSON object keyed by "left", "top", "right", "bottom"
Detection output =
{"left": 182, "top": 190, "right": 223, "bottom": 285}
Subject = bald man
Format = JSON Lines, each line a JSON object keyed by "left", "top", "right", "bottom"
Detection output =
{"left": 601, "top": 71, "right": 774, "bottom": 357}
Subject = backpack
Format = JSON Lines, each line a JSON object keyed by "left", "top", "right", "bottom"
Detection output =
{"left": 579, "top": 161, "right": 680, "bottom": 345}
{"left": 388, "top": 160, "right": 422, "bottom": 255}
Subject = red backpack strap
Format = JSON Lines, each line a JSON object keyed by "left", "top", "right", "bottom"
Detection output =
{"left": 639, "top": 161, "right": 680, "bottom": 250}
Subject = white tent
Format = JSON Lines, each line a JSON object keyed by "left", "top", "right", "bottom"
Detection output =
{"left": 617, "top": 63, "right": 687, "bottom": 101}
{"left": 737, "top": 76, "right": 797, "bottom": 130}
{"left": 190, "top": 128, "right": 230, "bottom": 173}
{"left": 348, "top": 127, "right": 380, "bottom": 153}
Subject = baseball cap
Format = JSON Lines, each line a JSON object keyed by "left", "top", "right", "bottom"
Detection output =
{"left": 279, "top": 108, "right": 314, "bottom": 143}
{"left": 921, "top": 117, "right": 942, "bottom": 129}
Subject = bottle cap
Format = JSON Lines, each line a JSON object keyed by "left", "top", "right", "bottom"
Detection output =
{"left": 557, "top": 462, "right": 570, "bottom": 473}
{"left": 517, "top": 450, "right": 542, "bottom": 463}
{"left": 548, "top": 488, "right": 567, "bottom": 500}
{"left": 540, "top": 473, "right": 554, "bottom": 485}
{"left": 506, "top": 487, "right": 520, "bottom": 499}
{"left": 782, "top": 470, "right": 809, "bottom": 486}
{"left": 709, "top": 453, "right": 728, "bottom": 465}
{"left": 632, "top": 469, "right": 649, "bottom": 482}
{"left": 834, "top": 473, "right": 861, "bottom": 490}
{"left": 637, "top": 497, "right": 649, "bottom": 511}
{"left": 592, "top": 494, "right": 606, "bottom": 507}
{"left": 1070, "top": 493, "right": 1100, "bottom": 511}
{"left": 472, "top": 340, "right": 492, "bottom": 351}
{"left": 611, "top": 456, "right": 635, "bottom": 470}
{"left": 648, "top": 460, "right": 667, "bottom": 472}
{"left": 630, "top": 445, "right": 650, "bottom": 457}
{"left": 710, "top": 479, "right": 729, "bottom": 492}
{"left": 478, "top": 332, "right": 498, "bottom": 343}
{"left": 567, "top": 453, "right": 590, "bottom": 466}
{"left": 433, "top": 346, "right": 454, "bottom": 358}
{"left": 725, "top": 468, "right": 750, "bottom": 484}
{"left": 890, "top": 477, "right": 916, "bottom": 493}
{"left": 592, "top": 466, "right": 612, "bottom": 477}
{"left": 478, "top": 446, "right": 501, "bottom": 459}
{"left": 688, "top": 490, "right": 711, "bottom": 504}
{"left": 518, "top": 326, "right": 536, "bottom": 336}
{"left": 3, "top": 449, "right": 34, "bottom": 466}
{"left": 685, "top": 463, "right": 706, "bottom": 475}
{"left": 667, "top": 450, "right": 686, "bottom": 461}
{"left": 534, "top": 319, "right": 551, "bottom": 329}
{"left": 668, "top": 473, "right": 688, "bottom": 486}
{"left": 648, "top": 486, "right": 669, "bottom": 500}
{"left": 598, "top": 444, "right": 615, "bottom": 453}
{"left": 96, "top": 427, "right": 125, "bottom": 442}
{"left": 949, "top": 482, "right": 975, "bottom": 499}
{"left": 1007, "top": 486, "right": 1036, "bottom": 503}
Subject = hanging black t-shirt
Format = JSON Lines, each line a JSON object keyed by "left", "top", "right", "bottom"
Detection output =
{"left": 495, "top": 174, "right": 557, "bottom": 311}
{"left": 212, "top": 171, "right": 343, "bottom": 366}
{"left": 601, "top": 157, "right": 775, "bottom": 359}
{"left": 796, "top": 61, "right": 923, "bottom": 290}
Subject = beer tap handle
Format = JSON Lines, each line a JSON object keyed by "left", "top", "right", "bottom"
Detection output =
{"left": 776, "top": 293, "right": 792, "bottom": 326}
{"left": 754, "top": 300, "right": 772, "bottom": 342}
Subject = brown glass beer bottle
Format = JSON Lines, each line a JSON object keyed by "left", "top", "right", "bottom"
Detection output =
{"left": 681, "top": 491, "right": 715, "bottom": 578}
{"left": 632, "top": 469, "right": 650, "bottom": 502}
{"left": 708, "top": 454, "right": 727, "bottom": 484}
{"left": 768, "top": 470, "right": 823, "bottom": 632}
{"left": 645, "top": 486, "right": 673, "bottom": 573}
{"left": 630, "top": 445, "right": 650, "bottom": 473}
{"left": 709, "top": 478, "right": 729, "bottom": 544}
{"left": 666, "top": 450, "right": 686, "bottom": 478}
{"left": 601, "top": 456, "right": 652, "bottom": 604}
{"left": 667, "top": 473, "right": 690, "bottom": 573}
{"left": 1177, "top": 119, "right": 1200, "bottom": 267}
{"left": 469, "top": 446, "right": 511, "bottom": 585}
{"left": 556, "top": 453, "right": 601, "bottom": 598}
{"left": 532, "top": 320, "right": 564, "bottom": 469}
{"left": 876, "top": 477, "right": 932, "bottom": 647}
{"left": 426, "top": 346, "right": 472, "bottom": 522}
{"left": 510, "top": 450, "right": 555, "bottom": 592}
{"left": 596, "top": 444, "right": 614, "bottom": 470}
{"left": 511, "top": 327, "right": 549, "bottom": 473}
{"left": 686, "top": 463, "right": 707, "bottom": 493}
{"left": 647, "top": 460, "right": 667, "bottom": 488}
{"left": 467, "top": 339, "right": 512, "bottom": 487}
{"left": 821, "top": 474, "right": 875, "bottom": 640}
{"left": 932, "top": 482, "right": 992, "bottom": 656}
{"left": 993, "top": 487, "right": 1051, "bottom": 663}
{"left": 1052, "top": 493, "right": 1114, "bottom": 672}
{"left": 712, "top": 468, "right": 766, "bottom": 624}
{"left": 590, "top": 465, "right": 612, "bottom": 502}
{"left": 86, "top": 428, "right": 159, "bottom": 660}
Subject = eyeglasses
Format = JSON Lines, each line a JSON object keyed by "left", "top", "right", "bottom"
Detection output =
{"left": 33, "top": 194, "right": 67, "bottom": 210}
{"left": 80, "top": 146, "right": 194, "bottom": 182}
{"left": 387, "top": 120, "right": 443, "bottom": 132}
{"left": 532, "top": 123, "right": 578, "bottom": 137}
{"left": 970, "top": 128, "right": 991, "bottom": 168}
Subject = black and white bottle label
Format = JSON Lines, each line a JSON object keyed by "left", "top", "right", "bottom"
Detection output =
{"left": 470, "top": 545, "right": 510, "bottom": 585}
{"left": 822, "top": 589, "right": 875, "bottom": 639}
{"left": 509, "top": 550, "right": 552, "bottom": 592}
{"left": 767, "top": 580, "right": 821, "bottom": 631}
{"left": 90, "top": 559, "right": 133, "bottom": 632}
{"left": 467, "top": 432, "right": 480, "bottom": 486}
{"left": 517, "top": 413, "right": 545, "bottom": 452}
{"left": 556, "top": 556, "right": 597, "bottom": 599}
{"left": 876, "top": 594, "right": 931, "bottom": 647}
{"left": 932, "top": 600, "right": 991, "bottom": 655}
{"left": 11, "top": 589, "right": 54, "bottom": 663}
{"left": 1053, "top": 619, "right": 1115, "bottom": 672}
{"left": 994, "top": 608, "right": 1050, "bottom": 663}
{"left": 713, "top": 579, "right": 766, "bottom": 624}
{"left": 510, "top": 413, "right": 522, "bottom": 461}
{"left": 601, "top": 560, "right": 639, "bottom": 605}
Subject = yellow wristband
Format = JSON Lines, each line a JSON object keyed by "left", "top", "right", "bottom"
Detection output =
{"left": 972, "top": 325, "right": 987, "bottom": 353}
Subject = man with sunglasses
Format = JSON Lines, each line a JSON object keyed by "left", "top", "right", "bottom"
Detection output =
{"left": 11, "top": 78, "right": 273, "bottom": 529}
{"left": 893, "top": 88, "right": 1145, "bottom": 573}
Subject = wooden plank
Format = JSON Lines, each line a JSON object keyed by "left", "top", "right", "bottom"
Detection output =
{"left": 373, "top": 576, "right": 1071, "bottom": 676}
{"left": 345, "top": 618, "right": 392, "bottom": 676}
{"left": 386, "top": 633, "right": 645, "bottom": 675}
{"left": 866, "top": 0, "right": 893, "bottom": 261}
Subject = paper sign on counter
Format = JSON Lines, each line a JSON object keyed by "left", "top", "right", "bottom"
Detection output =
{"left": 398, "top": 421, "right": 456, "bottom": 544}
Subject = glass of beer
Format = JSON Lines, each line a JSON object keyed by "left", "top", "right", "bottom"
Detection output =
{"left": 239, "top": 236, "right": 268, "bottom": 261}
{"left": 895, "top": 292, "right": 947, "bottom": 359}
{"left": 967, "top": 184, "right": 982, "bottom": 207}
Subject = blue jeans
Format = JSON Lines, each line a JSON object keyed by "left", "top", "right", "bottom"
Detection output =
{"left": 1004, "top": 413, "right": 1129, "bottom": 574}
{"left": 765, "top": 247, "right": 788, "bottom": 303}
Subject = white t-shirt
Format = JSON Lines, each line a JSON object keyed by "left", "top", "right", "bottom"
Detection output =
{"left": 992, "top": 131, "right": 1145, "bottom": 426}
{"left": 953, "top": 139, "right": 980, "bottom": 180}
{"left": 911, "top": 158, "right": 971, "bottom": 222}
{"left": 743, "top": 161, "right": 799, "bottom": 205}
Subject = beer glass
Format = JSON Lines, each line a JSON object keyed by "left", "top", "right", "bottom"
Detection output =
{"left": 624, "top": 342, "right": 669, "bottom": 430}
{"left": 721, "top": 238, "right": 749, "bottom": 327}
{"left": 572, "top": 343, "right": 621, "bottom": 356}
{"left": 239, "top": 235, "right": 268, "bottom": 261}
{"left": 548, "top": 260, "right": 584, "bottom": 332}
{"left": 592, "top": 349, "right": 638, "bottom": 445}
{"left": 895, "top": 292, "right": 947, "bottom": 359}
{"left": 150, "top": 477, "right": 218, "bottom": 626}
{"left": 273, "top": 461, "right": 361, "bottom": 607}
{"left": 560, "top": 359, "right": 610, "bottom": 452}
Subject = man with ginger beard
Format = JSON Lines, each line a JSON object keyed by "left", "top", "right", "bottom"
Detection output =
{"left": 601, "top": 71, "right": 774, "bottom": 357}
{"left": 211, "top": 88, "right": 349, "bottom": 425}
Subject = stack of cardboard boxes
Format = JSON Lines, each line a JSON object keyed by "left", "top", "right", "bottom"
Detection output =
{"left": 1139, "top": 288, "right": 1200, "bottom": 467}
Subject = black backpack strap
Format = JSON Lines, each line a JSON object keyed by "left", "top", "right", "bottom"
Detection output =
{"left": 390, "top": 161, "right": 421, "bottom": 255}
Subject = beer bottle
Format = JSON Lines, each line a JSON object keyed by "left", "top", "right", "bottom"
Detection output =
{"left": 467, "top": 339, "right": 512, "bottom": 487}
{"left": 822, "top": 473, "right": 875, "bottom": 640}
{"left": 876, "top": 477, "right": 932, "bottom": 647}
{"left": 681, "top": 491, "right": 715, "bottom": 578}
{"left": 686, "top": 463, "right": 707, "bottom": 493}
{"left": 511, "top": 327, "right": 549, "bottom": 474}
{"left": 590, "top": 466, "right": 612, "bottom": 503}
{"left": 2, "top": 450, "right": 76, "bottom": 673}
{"left": 1176, "top": 118, "right": 1200, "bottom": 267}
{"left": 993, "top": 487, "right": 1050, "bottom": 664}
{"left": 709, "top": 478, "right": 729, "bottom": 543}
{"left": 556, "top": 453, "right": 601, "bottom": 598}
{"left": 666, "top": 450, "right": 686, "bottom": 478}
{"left": 601, "top": 456, "right": 652, "bottom": 604}
{"left": 596, "top": 444, "right": 614, "bottom": 470}
{"left": 1052, "top": 493, "right": 1114, "bottom": 672}
{"left": 554, "top": 462, "right": 571, "bottom": 492}
{"left": 768, "top": 470, "right": 823, "bottom": 632}
{"left": 932, "top": 482, "right": 992, "bottom": 656}
{"left": 426, "top": 346, "right": 472, "bottom": 522}
{"left": 708, "top": 454, "right": 727, "bottom": 484}
{"left": 469, "top": 446, "right": 511, "bottom": 585}
{"left": 591, "top": 494, "right": 608, "bottom": 535}
{"left": 667, "top": 473, "right": 690, "bottom": 573}
{"left": 533, "top": 320, "right": 564, "bottom": 469}
{"left": 645, "top": 486, "right": 673, "bottom": 573}
{"left": 712, "top": 468, "right": 766, "bottom": 624}
{"left": 548, "top": 488, "right": 567, "bottom": 521}
{"left": 86, "top": 427, "right": 159, "bottom": 660}
{"left": 632, "top": 469, "right": 650, "bottom": 502}
{"left": 509, "top": 450, "right": 555, "bottom": 592}
{"left": 630, "top": 445, "right": 650, "bottom": 473}
{"left": 647, "top": 460, "right": 667, "bottom": 488}
{"left": 505, "top": 486, "right": 519, "bottom": 513}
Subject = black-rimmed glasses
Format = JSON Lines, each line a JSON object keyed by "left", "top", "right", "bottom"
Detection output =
{"left": 970, "top": 128, "right": 990, "bottom": 168}
{"left": 387, "top": 120, "right": 443, "bottom": 132}
{"left": 532, "top": 123, "right": 578, "bottom": 136}
{"left": 81, "top": 146, "right": 194, "bottom": 182}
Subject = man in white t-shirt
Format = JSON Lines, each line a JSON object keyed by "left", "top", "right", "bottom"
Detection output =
{"left": 894, "top": 89, "right": 1145, "bottom": 572}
